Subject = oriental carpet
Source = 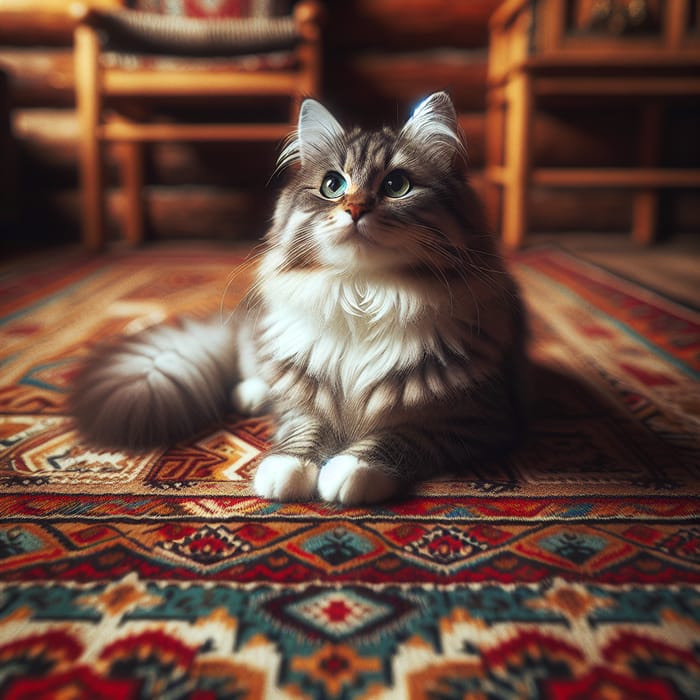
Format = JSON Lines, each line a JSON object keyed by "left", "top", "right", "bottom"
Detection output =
{"left": 0, "top": 243, "right": 698, "bottom": 699}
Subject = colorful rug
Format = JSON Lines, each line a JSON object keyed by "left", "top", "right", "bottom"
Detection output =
{"left": 0, "top": 243, "right": 698, "bottom": 699}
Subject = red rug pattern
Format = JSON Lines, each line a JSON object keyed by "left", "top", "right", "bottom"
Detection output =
{"left": 0, "top": 243, "right": 698, "bottom": 699}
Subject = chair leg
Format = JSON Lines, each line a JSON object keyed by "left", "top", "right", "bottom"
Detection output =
{"left": 119, "top": 141, "right": 146, "bottom": 245}
{"left": 632, "top": 191, "right": 659, "bottom": 246}
{"left": 75, "top": 25, "right": 105, "bottom": 251}
{"left": 78, "top": 131, "right": 105, "bottom": 251}
{"left": 485, "top": 88, "right": 505, "bottom": 234}
{"left": 501, "top": 72, "right": 532, "bottom": 249}
{"left": 632, "top": 102, "right": 662, "bottom": 245}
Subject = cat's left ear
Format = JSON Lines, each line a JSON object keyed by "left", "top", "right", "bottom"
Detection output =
{"left": 400, "top": 92, "right": 465, "bottom": 162}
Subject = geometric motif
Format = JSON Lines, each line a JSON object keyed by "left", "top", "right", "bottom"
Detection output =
{"left": 293, "top": 525, "right": 382, "bottom": 569}
{"left": 263, "top": 586, "right": 416, "bottom": 642}
{"left": 538, "top": 530, "right": 609, "bottom": 564}
{"left": 401, "top": 524, "right": 493, "bottom": 566}
{"left": 0, "top": 525, "right": 45, "bottom": 559}
{"left": 0, "top": 416, "right": 154, "bottom": 485}
{"left": 1, "top": 577, "right": 698, "bottom": 699}
{"left": 158, "top": 523, "right": 252, "bottom": 567}
{"left": 147, "top": 427, "right": 262, "bottom": 487}
{"left": 1, "top": 244, "right": 699, "bottom": 698}
{"left": 658, "top": 527, "right": 700, "bottom": 563}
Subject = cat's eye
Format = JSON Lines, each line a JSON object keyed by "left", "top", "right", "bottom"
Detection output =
{"left": 382, "top": 170, "right": 411, "bottom": 198}
{"left": 320, "top": 171, "right": 348, "bottom": 199}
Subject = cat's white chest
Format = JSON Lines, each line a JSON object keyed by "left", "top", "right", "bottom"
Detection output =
{"left": 260, "top": 276, "right": 434, "bottom": 401}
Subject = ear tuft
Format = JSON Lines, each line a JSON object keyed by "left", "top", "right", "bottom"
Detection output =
{"left": 400, "top": 91, "right": 465, "bottom": 163}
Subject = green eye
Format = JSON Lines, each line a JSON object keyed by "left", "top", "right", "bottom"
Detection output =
{"left": 320, "top": 171, "right": 347, "bottom": 199}
{"left": 382, "top": 170, "right": 411, "bottom": 198}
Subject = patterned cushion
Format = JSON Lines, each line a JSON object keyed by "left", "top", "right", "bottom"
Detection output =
{"left": 98, "top": 10, "right": 299, "bottom": 56}
{"left": 102, "top": 50, "right": 297, "bottom": 71}
{"left": 126, "top": 0, "right": 291, "bottom": 18}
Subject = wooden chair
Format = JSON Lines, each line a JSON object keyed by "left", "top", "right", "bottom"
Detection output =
{"left": 72, "top": 0, "right": 323, "bottom": 250}
{"left": 485, "top": 0, "right": 700, "bottom": 248}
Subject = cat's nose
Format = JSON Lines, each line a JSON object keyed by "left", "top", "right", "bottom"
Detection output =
{"left": 345, "top": 202, "right": 368, "bottom": 223}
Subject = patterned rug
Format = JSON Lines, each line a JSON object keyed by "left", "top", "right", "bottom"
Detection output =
{"left": 0, "top": 243, "right": 698, "bottom": 699}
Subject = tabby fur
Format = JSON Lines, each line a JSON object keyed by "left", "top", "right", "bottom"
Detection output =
{"left": 71, "top": 92, "right": 528, "bottom": 505}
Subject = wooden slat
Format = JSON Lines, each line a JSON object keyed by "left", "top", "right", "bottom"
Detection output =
{"left": 0, "top": 1, "right": 120, "bottom": 44}
{"left": 533, "top": 76, "right": 700, "bottom": 97}
{"left": 527, "top": 52, "right": 700, "bottom": 70}
{"left": 532, "top": 168, "right": 700, "bottom": 187}
{"left": 0, "top": 48, "right": 74, "bottom": 106}
{"left": 103, "top": 70, "right": 299, "bottom": 97}
{"left": 100, "top": 122, "right": 292, "bottom": 142}
{"left": 483, "top": 167, "right": 700, "bottom": 190}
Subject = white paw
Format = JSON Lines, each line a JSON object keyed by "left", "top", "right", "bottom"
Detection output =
{"left": 253, "top": 454, "right": 318, "bottom": 501}
{"left": 232, "top": 377, "right": 269, "bottom": 416}
{"left": 318, "top": 454, "right": 399, "bottom": 505}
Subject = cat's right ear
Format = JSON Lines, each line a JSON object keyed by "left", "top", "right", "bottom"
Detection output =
{"left": 297, "top": 99, "right": 345, "bottom": 165}
{"left": 277, "top": 99, "right": 345, "bottom": 171}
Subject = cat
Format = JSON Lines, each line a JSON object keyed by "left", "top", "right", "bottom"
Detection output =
{"left": 71, "top": 91, "right": 529, "bottom": 505}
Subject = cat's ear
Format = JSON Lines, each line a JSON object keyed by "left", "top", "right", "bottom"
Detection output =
{"left": 277, "top": 99, "right": 345, "bottom": 170}
{"left": 298, "top": 99, "right": 345, "bottom": 165}
{"left": 400, "top": 92, "right": 465, "bottom": 163}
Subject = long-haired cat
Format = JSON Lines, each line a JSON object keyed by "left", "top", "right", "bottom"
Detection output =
{"left": 72, "top": 92, "right": 528, "bottom": 505}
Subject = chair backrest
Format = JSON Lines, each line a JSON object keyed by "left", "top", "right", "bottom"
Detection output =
{"left": 125, "top": 0, "right": 292, "bottom": 18}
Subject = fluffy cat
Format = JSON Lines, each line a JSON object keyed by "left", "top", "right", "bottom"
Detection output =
{"left": 71, "top": 92, "right": 528, "bottom": 505}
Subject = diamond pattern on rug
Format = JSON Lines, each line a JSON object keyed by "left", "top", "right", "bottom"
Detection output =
{"left": 261, "top": 585, "right": 419, "bottom": 643}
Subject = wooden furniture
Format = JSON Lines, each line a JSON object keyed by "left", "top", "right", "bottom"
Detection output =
{"left": 486, "top": 0, "right": 700, "bottom": 248}
{"left": 0, "top": 68, "right": 17, "bottom": 239}
{"left": 72, "top": 0, "right": 323, "bottom": 250}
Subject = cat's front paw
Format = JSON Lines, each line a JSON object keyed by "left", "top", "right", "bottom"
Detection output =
{"left": 254, "top": 453, "right": 318, "bottom": 501}
{"left": 318, "top": 454, "right": 400, "bottom": 505}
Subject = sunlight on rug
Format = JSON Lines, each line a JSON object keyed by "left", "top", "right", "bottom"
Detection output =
{"left": 0, "top": 243, "right": 698, "bottom": 699}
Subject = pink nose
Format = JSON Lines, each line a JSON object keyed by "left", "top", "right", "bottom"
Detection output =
{"left": 346, "top": 202, "right": 367, "bottom": 223}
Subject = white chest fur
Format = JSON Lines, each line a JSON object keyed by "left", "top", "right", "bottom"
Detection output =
{"left": 259, "top": 271, "right": 465, "bottom": 402}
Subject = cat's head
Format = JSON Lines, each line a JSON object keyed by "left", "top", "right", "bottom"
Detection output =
{"left": 270, "top": 92, "right": 479, "bottom": 275}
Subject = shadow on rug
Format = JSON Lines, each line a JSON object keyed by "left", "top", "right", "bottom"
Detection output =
{"left": 0, "top": 243, "right": 698, "bottom": 699}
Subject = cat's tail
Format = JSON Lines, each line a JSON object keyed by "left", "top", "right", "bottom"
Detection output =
{"left": 71, "top": 318, "right": 240, "bottom": 450}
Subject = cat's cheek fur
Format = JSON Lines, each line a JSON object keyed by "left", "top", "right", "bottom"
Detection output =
{"left": 253, "top": 454, "right": 319, "bottom": 500}
{"left": 318, "top": 455, "right": 400, "bottom": 505}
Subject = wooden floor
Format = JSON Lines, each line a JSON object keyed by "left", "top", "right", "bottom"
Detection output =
{"left": 528, "top": 232, "right": 700, "bottom": 308}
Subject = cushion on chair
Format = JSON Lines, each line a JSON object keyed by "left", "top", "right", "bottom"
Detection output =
{"left": 96, "top": 10, "right": 299, "bottom": 56}
{"left": 126, "top": 0, "right": 291, "bottom": 18}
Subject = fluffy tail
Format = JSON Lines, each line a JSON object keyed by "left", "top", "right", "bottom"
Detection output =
{"left": 71, "top": 318, "right": 239, "bottom": 449}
